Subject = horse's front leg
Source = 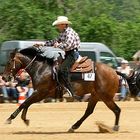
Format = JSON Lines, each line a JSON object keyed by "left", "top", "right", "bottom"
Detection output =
{"left": 68, "top": 96, "right": 98, "bottom": 133}
{"left": 5, "top": 103, "right": 25, "bottom": 124}
{"left": 20, "top": 90, "right": 47, "bottom": 125}
{"left": 21, "top": 107, "right": 30, "bottom": 126}
{"left": 5, "top": 90, "right": 38, "bottom": 124}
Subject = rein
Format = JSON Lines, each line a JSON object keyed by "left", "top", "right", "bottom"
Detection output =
{"left": 24, "top": 55, "right": 37, "bottom": 71}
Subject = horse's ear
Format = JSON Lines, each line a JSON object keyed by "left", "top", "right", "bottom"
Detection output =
{"left": 14, "top": 48, "right": 20, "bottom": 52}
{"left": 10, "top": 48, "right": 19, "bottom": 59}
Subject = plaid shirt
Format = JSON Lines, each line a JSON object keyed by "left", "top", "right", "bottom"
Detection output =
{"left": 45, "top": 27, "right": 80, "bottom": 51}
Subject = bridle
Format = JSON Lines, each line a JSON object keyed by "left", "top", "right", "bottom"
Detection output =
{"left": 11, "top": 54, "right": 37, "bottom": 77}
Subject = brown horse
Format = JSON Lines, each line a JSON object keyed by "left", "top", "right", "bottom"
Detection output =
{"left": 3, "top": 47, "right": 121, "bottom": 132}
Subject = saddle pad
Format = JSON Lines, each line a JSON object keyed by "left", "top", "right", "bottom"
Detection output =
{"left": 70, "top": 72, "right": 95, "bottom": 81}
{"left": 70, "top": 72, "right": 83, "bottom": 81}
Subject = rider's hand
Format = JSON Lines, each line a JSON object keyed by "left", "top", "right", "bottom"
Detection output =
{"left": 33, "top": 44, "right": 43, "bottom": 48}
{"left": 54, "top": 42, "right": 59, "bottom": 48}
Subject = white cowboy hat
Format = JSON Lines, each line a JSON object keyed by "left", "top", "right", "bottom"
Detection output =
{"left": 121, "top": 60, "right": 128, "bottom": 64}
{"left": 52, "top": 16, "right": 72, "bottom": 26}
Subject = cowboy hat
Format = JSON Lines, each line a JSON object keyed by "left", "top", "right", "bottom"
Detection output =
{"left": 121, "top": 60, "right": 128, "bottom": 64}
{"left": 52, "top": 16, "right": 72, "bottom": 26}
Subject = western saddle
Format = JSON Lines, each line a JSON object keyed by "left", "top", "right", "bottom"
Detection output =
{"left": 70, "top": 56, "right": 94, "bottom": 73}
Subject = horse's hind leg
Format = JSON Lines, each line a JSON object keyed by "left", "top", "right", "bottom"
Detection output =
{"left": 103, "top": 100, "right": 121, "bottom": 131}
{"left": 68, "top": 96, "right": 98, "bottom": 132}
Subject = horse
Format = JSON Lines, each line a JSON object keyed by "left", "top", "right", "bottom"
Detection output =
{"left": 2, "top": 47, "right": 121, "bottom": 132}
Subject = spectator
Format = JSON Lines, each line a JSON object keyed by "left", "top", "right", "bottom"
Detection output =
{"left": 6, "top": 77, "right": 18, "bottom": 103}
{"left": 16, "top": 70, "right": 30, "bottom": 100}
{"left": 0, "top": 74, "right": 9, "bottom": 102}
{"left": 117, "top": 60, "right": 132, "bottom": 101}
{"left": 27, "top": 79, "right": 34, "bottom": 98}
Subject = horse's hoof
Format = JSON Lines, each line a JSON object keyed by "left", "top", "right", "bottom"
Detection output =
{"left": 24, "top": 119, "right": 30, "bottom": 126}
{"left": 113, "top": 125, "right": 119, "bottom": 131}
{"left": 5, "top": 118, "right": 12, "bottom": 124}
{"left": 68, "top": 128, "right": 75, "bottom": 133}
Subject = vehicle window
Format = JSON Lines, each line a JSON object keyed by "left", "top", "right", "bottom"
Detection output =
{"left": 0, "top": 50, "right": 12, "bottom": 64}
{"left": 79, "top": 51, "right": 96, "bottom": 61}
{"left": 0, "top": 51, "right": 7, "bottom": 65}
{"left": 100, "top": 52, "right": 118, "bottom": 68}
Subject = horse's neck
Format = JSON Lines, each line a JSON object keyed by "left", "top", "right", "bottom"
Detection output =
{"left": 24, "top": 58, "right": 52, "bottom": 83}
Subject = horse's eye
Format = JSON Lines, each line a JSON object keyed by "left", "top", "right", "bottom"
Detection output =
{"left": 7, "top": 60, "right": 13, "bottom": 65}
{"left": 7, "top": 61, "right": 10, "bottom": 65}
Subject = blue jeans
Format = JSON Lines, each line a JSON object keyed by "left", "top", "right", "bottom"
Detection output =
{"left": 0, "top": 86, "right": 9, "bottom": 98}
{"left": 27, "top": 88, "right": 34, "bottom": 98}
{"left": 7, "top": 87, "right": 18, "bottom": 100}
{"left": 120, "top": 85, "right": 129, "bottom": 99}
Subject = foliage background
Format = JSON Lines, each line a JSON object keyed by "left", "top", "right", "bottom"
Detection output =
{"left": 0, "top": 0, "right": 140, "bottom": 60}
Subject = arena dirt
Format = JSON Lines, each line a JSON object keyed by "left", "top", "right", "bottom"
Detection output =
{"left": 0, "top": 101, "right": 140, "bottom": 140}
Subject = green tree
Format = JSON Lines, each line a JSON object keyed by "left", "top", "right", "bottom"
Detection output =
{"left": 0, "top": 0, "right": 58, "bottom": 41}
{"left": 0, "top": 0, "right": 140, "bottom": 60}
{"left": 113, "top": 21, "right": 140, "bottom": 60}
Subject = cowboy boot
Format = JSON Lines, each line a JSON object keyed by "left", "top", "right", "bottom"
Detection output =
{"left": 60, "top": 75, "right": 82, "bottom": 101}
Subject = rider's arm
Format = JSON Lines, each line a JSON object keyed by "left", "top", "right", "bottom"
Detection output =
{"left": 44, "top": 38, "right": 58, "bottom": 47}
{"left": 33, "top": 38, "right": 58, "bottom": 51}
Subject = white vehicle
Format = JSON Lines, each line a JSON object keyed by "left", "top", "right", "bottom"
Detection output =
{"left": 0, "top": 40, "right": 119, "bottom": 73}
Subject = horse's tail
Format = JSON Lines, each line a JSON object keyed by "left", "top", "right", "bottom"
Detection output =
{"left": 116, "top": 71, "right": 129, "bottom": 80}
{"left": 116, "top": 71, "right": 129, "bottom": 89}
{"left": 116, "top": 70, "right": 140, "bottom": 97}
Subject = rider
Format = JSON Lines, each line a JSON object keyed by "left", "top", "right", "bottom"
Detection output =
{"left": 35, "top": 16, "right": 80, "bottom": 99}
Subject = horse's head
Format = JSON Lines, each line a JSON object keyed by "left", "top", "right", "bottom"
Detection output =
{"left": 3, "top": 49, "right": 23, "bottom": 81}
{"left": 2, "top": 47, "right": 55, "bottom": 81}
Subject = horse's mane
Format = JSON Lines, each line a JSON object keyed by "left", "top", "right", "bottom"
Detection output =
{"left": 19, "top": 47, "right": 54, "bottom": 66}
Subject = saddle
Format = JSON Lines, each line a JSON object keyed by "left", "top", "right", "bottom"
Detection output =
{"left": 53, "top": 55, "right": 95, "bottom": 82}
{"left": 70, "top": 56, "right": 94, "bottom": 73}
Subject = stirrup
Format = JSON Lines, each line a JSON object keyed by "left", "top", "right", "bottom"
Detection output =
{"left": 63, "top": 87, "right": 73, "bottom": 97}
{"left": 63, "top": 87, "right": 82, "bottom": 101}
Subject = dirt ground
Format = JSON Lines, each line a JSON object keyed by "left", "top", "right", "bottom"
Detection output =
{"left": 0, "top": 101, "right": 140, "bottom": 140}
